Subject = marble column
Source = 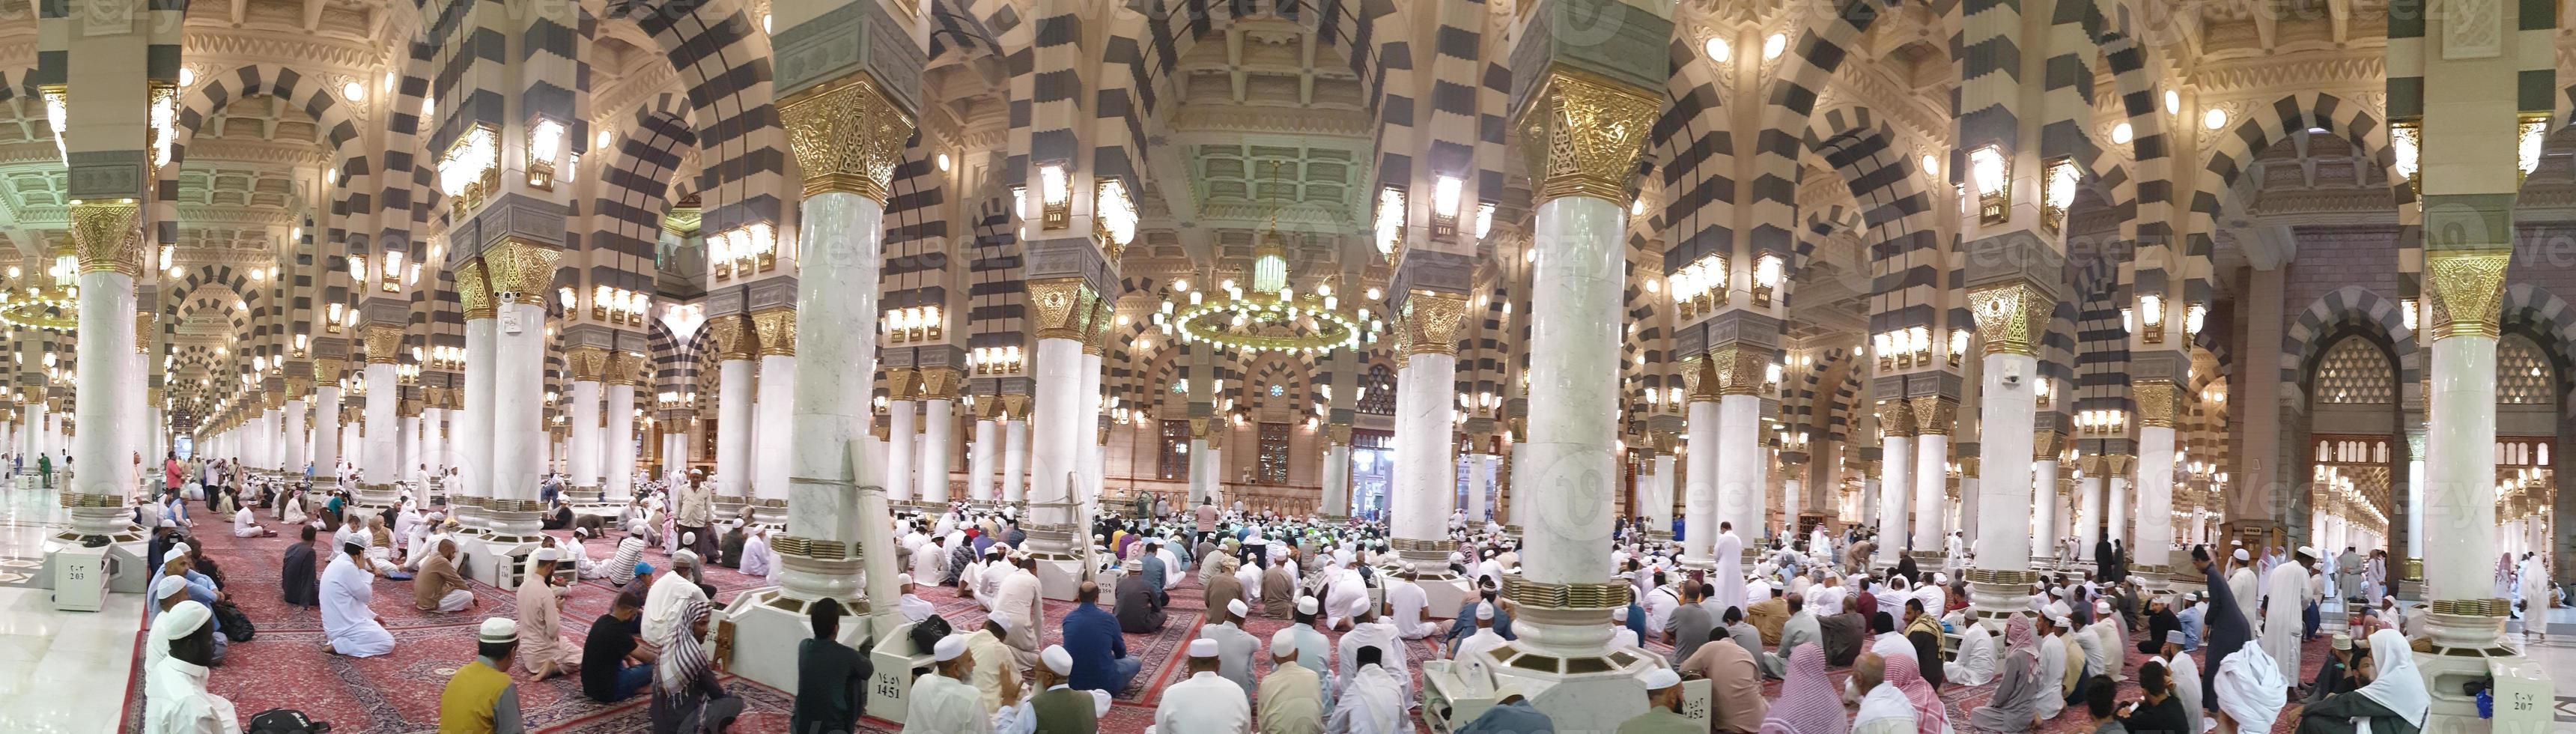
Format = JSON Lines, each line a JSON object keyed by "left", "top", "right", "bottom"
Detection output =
{"left": 710, "top": 315, "right": 756, "bottom": 513}
{"left": 750, "top": 310, "right": 797, "bottom": 525}
{"left": 2032, "top": 442, "right": 2060, "bottom": 567}
{"left": 2107, "top": 471, "right": 2131, "bottom": 548}
{"left": 968, "top": 404, "right": 998, "bottom": 503}
{"left": 2133, "top": 382, "right": 2181, "bottom": 592}
{"left": 1186, "top": 419, "right": 1216, "bottom": 506}
{"left": 246, "top": 409, "right": 273, "bottom": 477}
{"left": 604, "top": 351, "right": 643, "bottom": 503}
{"left": 1001, "top": 395, "right": 1030, "bottom": 503}
{"left": 459, "top": 261, "right": 499, "bottom": 530}
{"left": 65, "top": 202, "right": 140, "bottom": 536}
{"left": 1711, "top": 348, "right": 1767, "bottom": 548}
{"left": 485, "top": 242, "right": 563, "bottom": 542}
{"left": 402, "top": 407, "right": 423, "bottom": 488}
{"left": 2077, "top": 465, "right": 2103, "bottom": 561}
{"left": 1393, "top": 291, "right": 1468, "bottom": 580}
{"left": 357, "top": 326, "right": 403, "bottom": 511}
{"left": 566, "top": 346, "right": 607, "bottom": 497}
{"left": 1076, "top": 337, "right": 1106, "bottom": 507}
{"left": 917, "top": 367, "right": 958, "bottom": 505}
{"left": 309, "top": 367, "right": 344, "bottom": 495}
{"left": 884, "top": 371, "right": 917, "bottom": 505}
{"left": 2420, "top": 250, "right": 2514, "bottom": 652}
{"left": 1964, "top": 282, "right": 2046, "bottom": 625}
{"left": 263, "top": 407, "right": 285, "bottom": 476}
{"left": 1680, "top": 373, "right": 1721, "bottom": 567}
{"left": 1027, "top": 278, "right": 1099, "bottom": 598}
{"left": 1321, "top": 425, "right": 1353, "bottom": 518}
{"left": 1910, "top": 396, "right": 1954, "bottom": 562}
{"left": 1644, "top": 447, "right": 1674, "bottom": 539}
{"left": 282, "top": 390, "right": 309, "bottom": 482}
{"left": 1875, "top": 400, "right": 1916, "bottom": 564}
{"left": 422, "top": 401, "right": 446, "bottom": 495}
{"left": 1472, "top": 447, "right": 1504, "bottom": 523}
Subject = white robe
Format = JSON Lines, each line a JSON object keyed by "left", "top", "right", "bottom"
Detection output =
{"left": 2259, "top": 563, "right": 2308, "bottom": 681}
{"left": 2035, "top": 634, "right": 2068, "bottom": 719}
{"left": 319, "top": 553, "right": 395, "bottom": 657}
{"left": 901, "top": 673, "right": 991, "bottom": 734}
{"left": 1944, "top": 622, "right": 1996, "bottom": 685}
{"left": 1711, "top": 532, "right": 1747, "bottom": 614}
{"left": 1326, "top": 664, "right": 1406, "bottom": 734}
{"left": 1853, "top": 682, "right": 1918, "bottom": 734}
{"left": 1335, "top": 620, "right": 1412, "bottom": 705}
{"left": 641, "top": 569, "right": 710, "bottom": 650}
{"left": 1152, "top": 671, "right": 1251, "bottom": 734}
{"left": 1384, "top": 578, "right": 1436, "bottom": 639}
{"left": 741, "top": 533, "right": 774, "bottom": 580}
{"left": 2160, "top": 651, "right": 2204, "bottom": 734}
{"left": 2229, "top": 567, "right": 2262, "bottom": 631}
{"left": 145, "top": 658, "right": 243, "bottom": 734}
{"left": 1323, "top": 569, "right": 1369, "bottom": 628}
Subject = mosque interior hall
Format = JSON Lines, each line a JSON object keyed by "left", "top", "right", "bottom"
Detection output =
{"left": 6, "top": 0, "right": 2576, "bottom": 732}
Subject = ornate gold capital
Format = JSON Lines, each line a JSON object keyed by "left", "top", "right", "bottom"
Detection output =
{"left": 1709, "top": 343, "right": 1770, "bottom": 396}
{"left": 779, "top": 73, "right": 915, "bottom": 202}
{"left": 70, "top": 198, "right": 144, "bottom": 276}
{"left": 2424, "top": 252, "right": 2509, "bottom": 340}
{"left": 1877, "top": 398, "right": 1918, "bottom": 437}
{"left": 2033, "top": 428, "right": 2061, "bottom": 460}
{"left": 2133, "top": 380, "right": 2179, "bottom": 428}
{"left": 482, "top": 240, "right": 564, "bottom": 302}
{"left": 1326, "top": 423, "right": 1353, "bottom": 445}
{"left": 312, "top": 357, "right": 347, "bottom": 383}
{"left": 1401, "top": 291, "right": 1470, "bottom": 356}
{"left": 751, "top": 309, "right": 798, "bottom": 357}
{"left": 884, "top": 367, "right": 920, "bottom": 400}
{"left": 456, "top": 258, "right": 495, "bottom": 319}
{"left": 609, "top": 351, "right": 650, "bottom": 386}
{"left": 1515, "top": 67, "right": 1659, "bottom": 205}
{"left": 917, "top": 366, "right": 960, "bottom": 400}
{"left": 707, "top": 314, "right": 756, "bottom": 360}
{"left": 567, "top": 345, "right": 612, "bottom": 382}
{"left": 1678, "top": 354, "right": 1719, "bottom": 401}
{"left": 973, "top": 395, "right": 1003, "bottom": 420}
{"left": 285, "top": 376, "right": 313, "bottom": 400}
{"left": 1966, "top": 281, "right": 2050, "bottom": 357}
{"left": 1000, "top": 392, "right": 1031, "bottom": 420}
{"left": 1190, "top": 417, "right": 1220, "bottom": 443}
{"left": 134, "top": 312, "right": 153, "bottom": 354}
{"left": 399, "top": 398, "right": 422, "bottom": 418}
{"left": 1081, "top": 301, "right": 1115, "bottom": 356}
{"left": 1910, "top": 395, "right": 1958, "bottom": 436}
{"left": 362, "top": 324, "right": 404, "bottom": 365}
{"left": 1029, "top": 278, "right": 1096, "bottom": 342}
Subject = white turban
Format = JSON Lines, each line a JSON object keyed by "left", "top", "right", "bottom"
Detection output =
{"left": 2214, "top": 643, "right": 2288, "bottom": 733}
{"left": 156, "top": 574, "right": 190, "bottom": 601}
{"left": 934, "top": 634, "right": 970, "bottom": 661}
{"left": 157, "top": 601, "right": 213, "bottom": 640}
{"left": 1041, "top": 645, "right": 1075, "bottom": 676}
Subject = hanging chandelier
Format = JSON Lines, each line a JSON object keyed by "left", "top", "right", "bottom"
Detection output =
{"left": 1156, "top": 234, "right": 1380, "bottom": 355}
{"left": 0, "top": 249, "right": 81, "bottom": 333}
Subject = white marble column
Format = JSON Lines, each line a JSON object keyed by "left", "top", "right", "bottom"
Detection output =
{"left": 1186, "top": 425, "right": 1215, "bottom": 506}
{"left": 264, "top": 407, "right": 286, "bottom": 476}
{"left": 2107, "top": 473, "right": 2130, "bottom": 548}
{"left": 714, "top": 341, "right": 754, "bottom": 503}
{"left": 359, "top": 355, "right": 401, "bottom": 509}
{"left": 751, "top": 314, "right": 797, "bottom": 521}
{"left": 2077, "top": 470, "right": 2103, "bottom": 561}
{"left": 309, "top": 378, "right": 343, "bottom": 494}
{"left": 917, "top": 374, "right": 956, "bottom": 505}
{"left": 1510, "top": 174, "right": 1629, "bottom": 663}
{"left": 1910, "top": 402, "right": 1952, "bottom": 557}
{"left": 968, "top": 413, "right": 997, "bottom": 502}
{"left": 2134, "top": 387, "right": 2180, "bottom": 590}
{"left": 422, "top": 405, "right": 446, "bottom": 491}
{"left": 1877, "top": 406, "right": 1915, "bottom": 565}
{"left": 1075, "top": 351, "right": 1105, "bottom": 506}
{"left": 605, "top": 377, "right": 639, "bottom": 503}
{"left": 1393, "top": 294, "right": 1465, "bottom": 578}
{"left": 461, "top": 312, "right": 497, "bottom": 513}
{"left": 1644, "top": 450, "right": 1674, "bottom": 538}
{"left": 884, "top": 396, "right": 916, "bottom": 504}
{"left": 1969, "top": 343, "right": 2038, "bottom": 625}
{"left": 488, "top": 291, "right": 551, "bottom": 539}
{"left": 402, "top": 412, "right": 422, "bottom": 487}
{"left": 1781, "top": 476, "right": 1802, "bottom": 534}
{"left": 282, "top": 397, "right": 308, "bottom": 481}
{"left": 246, "top": 411, "right": 273, "bottom": 476}
{"left": 567, "top": 360, "right": 604, "bottom": 494}
{"left": 2421, "top": 270, "right": 2508, "bottom": 651}
{"left": 1716, "top": 391, "right": 1763, "bottom": 545}
{"left": 1025, "top": 279, "right": 1095, "bottom": 597}
{"left": 1321, "top": 427, "right": 1352, "bottom": 518}
{"left": 1682, "top": 397, "right": 1720, "bottom": 567}
{"left": 2032, "top": 455, "right": 2059, "bottom": 565}
{"left": 66, "top": 261, "right": 136, "bottom": 534}
{"left": 1472, "top": 450, "right": 1503, "bottom": 522}
{"left": 1001, "top": 404, "right": 1029, "bottom": 503}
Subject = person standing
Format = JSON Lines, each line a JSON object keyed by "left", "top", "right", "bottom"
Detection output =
{"left": 675, "top": 470, "right": 715, "bottom": 559}
{"left": 437, "top": 618, "right": 526, "bottom": 733}
{"left": 791, "top": 598, "right": 870, "bottom": 734}
{"left": 2260, "top": 548, "right": 2317, "bottom": 685}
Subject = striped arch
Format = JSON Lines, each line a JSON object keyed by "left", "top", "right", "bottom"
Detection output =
{"left": 2100, "top": 31, "right": 2176, "bottom": 248}
{"left": 1653, "top": 37, "right": 1734, "bottom": 282}
{"left": 1786, "top": 348, "right": 1860, "bottom": 445}
{"left": 2497, "top": 284, "right": 2576, "bottom": 399}
{"left": 2279, "top": 285, "right": 2421, "bottom": 408}
{"left": 1244, "top": 354, "right": 1319, "bottom": 418}
{"left": 1802, "top": 105, "right": 1939, "bottom": 340}
{"left": 589, "top": 94, "right": 697, "bottom": 296}
{"left": 2187, "top": 91, "right": 2407, "bottom": 254}
{"left": 1094, "top": 0, "right": 1426, "bottom": 193}
{"left": 646, "top": 318, "right": 710, "bottom": 410}
{"left": 599, "top": 0, "right": 788, "bottom": 234}
{"left": 1748, "top": 0, "right": 1907, "bottom": 260}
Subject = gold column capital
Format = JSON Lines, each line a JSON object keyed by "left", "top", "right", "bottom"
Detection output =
{"left": 399, "top": 398, "right": 423, "bottom": 418}
{"left": 2033, "top": 428, "right": 2061, "bottom": 460}
{"left": 1514, "top": 66, "right": 1660, "bottom": 205}
{"left": 2133, "top": 379, "right": 2179, "bottom": 428}
{"left": 707, "top": 314, "right": 757, "bottom": 361}
{"left": 566, "top": 345, "right": 612, "bottom": 383}
{"left": 2424, "top": 251, "right": 2510, "bottom": 340}
{"left": 1678, "top": 354, "right": 1720, "bottom": 401}
{"left": 1000, "top": 392, "right": 1032, "bottom": 420}
{"left": 608, "top": 351, "right": 650, "bottom": 386}
{"left": 917, "top": 366, "right": 961, "bottom": 399}
{"left": 884, "top": 367, "right": 920, "bottom": 400}
{"left": 1327, "top": 423, "right": 1353, "bottom": 445}
{"left": 1081, "top": 301, "right": 1115, "bottom": 356}
{"left": 1877, "top": 398, "right": 1918, "bottom": 437}
{"left": 482, "top": 239, "right": 564, "bottom": 303}
{"left": 750, "top": 308, "right": 798, "bottom": 357}
{"left": 362, "top": 324, "right": 404, "bottom": 365}
{"left": 973, "top": 395, "right": 1003, "bottom": 420}
{"left": 1190, "top": 417, "right": 1221, "bottom": 444}
{"left": 779, "top": 73, "right": 915, "bottom": 203}
{"left": 285, "top": 376, "right": 313, "bottom": 400}
{"left": 1710, "top": 343, "right": 1770, "bottom": 396}
{"left": 1910, "top": 395, "right": 1957, "bottom": 437}
{"left": 70, "top": 198, "right": 144, "bottom": 277}
{"left": 1966, "top": 280, "right": 2052, "bottom": 357}
{"left": 457, "top": 258, "right": 495, "bottom": 319}
{"left": 312, "top": 357, "right": 347, "bottom": 383}
{"left": 1400, "top": 291, "right": 1471, "bottom": 357}
{"left": 1029, "top": 278, "right": 1096, "bottom": 342}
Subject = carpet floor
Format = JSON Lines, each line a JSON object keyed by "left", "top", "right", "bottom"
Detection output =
{"left": 124, "top": 516, "right": 2329, "bottom": 733}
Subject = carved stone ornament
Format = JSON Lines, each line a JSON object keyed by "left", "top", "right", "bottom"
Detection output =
{"left": 1877, "top": 398, "right": 1918, "bottom": 437}
{"left": 456, "top": 258, "right": 495, "bottom": 319}
{"left": 1910, "top": 395, "right": 1957, "bottom": 436}
{"left": 133, "top": 312, "right": 152, "bottom": 354}
{"left": 71, "top": 198, "right": 144, "bottom": 277}
{"left": 609, "top": 351, "right": 651, "bottom": 386}
{"left": 2424, "top": 251, "right": 2509, "bottom": 340}
{"left": 2032, "top": 428, "right": 2061, "bottom": 460}
{"left": 312, "top": 357, "right": 347, "bottom": 383}
{"left": 917, "top": 366, "right": 960, "bottom": 399}
{"left": 1679, "top": 354, "right": 1719, "bottom": 400}
{"left": 707, "top": 314, "right": 756, "bottom": 361}
{"left": 361, "top": 324, "right": 403, "bottom": 365}
{"left": 482, "top": 239, "right": 564, "bottom": 303}
{"left": 1514, "top": 66, "right": 1662, "bottom": 205}
{"left": 1966, "top": 281, "right": 2050, "bottom": 357}
{"left": 1000, "top": 392, "right": 1031, "bottom": 420}
{"left": 2133, "top": 380, "right": 2178, "bottom": 428}
{"left": 973, "top": 395, "right": 1003, "bottom": 419}
{"left": 750, "top": 309, "right": 798, "bottom": 357}
{"left": 1081, "top": 301, "right": 1115, "bottom": 356}
{"left": 286, "top": 376, "right": 313, "bottom": 400}
{"left": 884, "top": 367, "right": 920, "bottom": 400}
{"left": 1028, "top": 278, "right": 1095, "bottom": 342}
{"left": 1710, "top": 343, "right": 1769, "bottom": 396}
{"left": 779, "top": 73, "right": 915, "bottom": 202}
{"left": 1327, "top": 423, "right": 1353, "bottom": 444}
{"left": 1400, "top": 291, "right": 1470, "bottom": 356}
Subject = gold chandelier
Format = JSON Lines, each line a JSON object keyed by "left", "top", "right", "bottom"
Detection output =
{"left": 1156, "top": 236, "right": 1379, "bottom": 356}
{"left": 0, "top": 248, "right": 81, "bottom": 333}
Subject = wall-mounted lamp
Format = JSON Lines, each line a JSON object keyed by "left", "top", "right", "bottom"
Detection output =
{"left": 1752, "top": 254, "right": 1784, "bottom": 307}
{"left": 1429, "top": 175, "right": 1464, "bottom": 239}
{"left": 2518, "top": 112, "right": 2549, "bottom": 181}
{"left": 2390, "top": 119, "right": 2421, "bottom": 195}
{"left": 1968, "top": 145, "right": 2009, "bottom": 225}
{"left": 1096, "top": 178, "right": 1138, "bottom": 256}
{"left": 1036, "top": 163, "right": 1072, "bottom": 230}
{"left": 526, "top": 117, "right": 565, "bottom": 190}
{"left": 2184, "top": 303, "right": 2207, "bottom": 336}
{"left": 2041, "top": 156, "right": 2080, "bottom": 234}
{"left": 2035, "top": 379, "right": 2052, "bottom": 407}
{"left": 1374, "top": 186, "right": 1406, "bottom": 259}
{"left": 437, "top": 123, "right": 500, "bottom": 213}
{"left": 1948, "top": 328, "right": 1971, "bottom": 366}
{"left": 1474, "top": 201, "right": 1496, "bottom": 240}
{"left": 40, "top": 85, "right": 67, "bottom": 164}
{"left": 2139, "top": 294, "right": 2166, "bottom": 344}
{"left": 1671, "top": 255, "right": 1727, "bottom": 319}
{"left": 149, "top": 81, "right": 178, "bottom": 172}
{"left": 380, "top": 250, "right": 404, "bottom": 293}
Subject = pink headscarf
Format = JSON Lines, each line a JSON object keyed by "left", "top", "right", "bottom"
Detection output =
{"left": 1760, "top": 645, "right": 1849, "bottom": 734}
{"left": 1879, "top": 646, "right": 1949, "bottom": 734}
{"left": 2002, "top": 613, "right": 2041, "bottom": 668}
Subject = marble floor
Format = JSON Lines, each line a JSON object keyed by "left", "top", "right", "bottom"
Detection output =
{"left": 0, "top": 485, "right": 148, "bottom": 734}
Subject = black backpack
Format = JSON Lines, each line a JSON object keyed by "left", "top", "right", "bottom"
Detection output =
{"left": 246, "top": 709, "right": 329, "bottom": 734}
{"left": 908, "top": 614, "right": 952, "bottom": 655}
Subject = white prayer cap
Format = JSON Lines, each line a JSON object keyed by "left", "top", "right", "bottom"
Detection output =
{"left": 156, "top": 574, "right": 189, "bottom": 600}
{"left": 166, "top": 542, "right": 191, "bottom": 559}
{"left": 1297, "top": 596, "right": 1319, "bottom": 615}
{"left": 2185, "top": 592, "right": 2202, "bottom": 602}
{"left": 1636, "top": 667, "right": 1682, "bottom": 690}
{"left": 681, "top": 532, "right": 697, "bottom": 546}
{"left": 933, "top": 634, "right": 970, "bottom": 661}
{"left": 157, "top": 601, "right": 213, "bottom": 641}
{"left": 2049, "top": 615, "right": 2071, "bottom": 628}
{"left": 2232, "top": 548, "right": 2250, "bottom": 561}
{"left": 673, "top": 549, "right": 701, "bottom": 565}
{"left": 478, "top": 616, "right": 519, "bottom": 643}
{"left": 1612, "top": 606, "right": 1629, "bottom": 622}
{"left": 1269, "top": 628, "right": 1303, "bottom": 658}
{"left": 896, "top": 573, "right": 914, "bottom": 587}
{"left": 2094, "top": 600, "right": 2112, "bottom": 615}
{"left": 1227, "top": 599, "right": 1248, "bottom": 618}
{"left": 2164, "top": 630, "right": 2187, "bottom": 646}
{"left": 1188, "top": 638, "right": 1221, "bottom": 658}
{"left": 986, "top": 616, "right": 1009, "bottom": 632}
{"left": 2295, "top": 546, "right": 2317, "bottom": 559}
{"left": 534, "top": 548, "right": 562, "bottom": 562}
{"left": 2045, "top": 601, "right": 2071, "bottom": 618}
{"left": 1042, "top": 645, "right": 1075, "bottom": 675}
{"left": 1475, "top": 602, "right": 1495, "bottom": 621}
{"left": 1932, "top": 572, "right": 1948, "bottom": 585}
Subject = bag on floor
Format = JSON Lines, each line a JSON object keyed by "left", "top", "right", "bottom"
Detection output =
{"left": 909, "top": 615, "right": 952, "bottom": 655}
{"left": 246, "top": 709, "right": 330, "bottom": 734}
{"left": 213, "top": 599, "right": 257, "bottom": 643}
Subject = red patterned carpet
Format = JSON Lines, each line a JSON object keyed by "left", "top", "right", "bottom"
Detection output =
{"left": 124, "top": 518, "right": 2324, "bottom": 734}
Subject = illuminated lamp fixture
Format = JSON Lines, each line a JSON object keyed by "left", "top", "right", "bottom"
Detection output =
{"left": 1374, "top": 186, "right": 1406, "bottom": 260}
{"left": 1036, "top": 163, "right": 1072, "bottom": 230}
{"left": 2139, "top": 294, "right": 2166, "bottom": 344}
{"left": 2518, "top": 112, "right": 2549, "bottom": 181}
{"left": 2035, "top": 378, "right": 2052, "bottom": 407}
{"left": 1474, "top": 201, "right": 1496, "bottom": 240}
{"left": 1872, "top": 332, "right": 1895, "bottom": 370}
{"left": 2401, "top": 297, "right": 2419, "bottom": 331}
{"left": 293, "top": 333, "right": 310, "bottom": 358}
{"left": 2041, "top": 156, "right": 2080, "bottom": 234}
{"left": 149, "top": 81, "right": 178, "bottom": 172}
{"left": 1672, "top": 255, "right": 1727, "bottom": 319}
{"left": 380, "top": 250, "right": 404, "bottom": 292}
{"left": 1762, "top": 32, "right": 1787, "bottom": 61}
{"left": 1429, "top": 175, "right": 1464, "bottom": 238}
{"left": 2184, "top": 302, "right": 2208, "bottom": 336}
{"left": 40, "top": 85, "right": 67, "bottom": 164}
{"left": 1764, "top": 362, "right": 1784, "bottom": 392}
{"left": 1948, "top": 328, "right": 1971, "bottom": 366}
{"left": 526, "top": 117, "right": 566, "bottom": 189}
{"left": 2390, "top": 119, "right": 2420, "bottom": 195}
{"left": 348, "top": 255, "right": 368, "bottom": 286}
{"left": 1704, "top": 36, "right": 1731, "bottom": 62}
{"left": 1967, "top": 145, "right": 2009, "bottom": 225}
{"left": 1907, "top": 325, "right": 1931, "bottom": 367}
{"left": 1096, "top": 178, "right": 1138, "bottom": 257}
{"left": 326, "top": 303, "right": 346, "bottom": 333}
{"left": 1752, "top": 253, "right": 1783, "bottom": 307}
{"left": 708, "top": 228, "right": 733, "bottom": 280}
{"left": 592, "top": 285, "right": 613, "bottom": 321}
{"left": 437, "top": 123, "right": 500, "bottom": 213}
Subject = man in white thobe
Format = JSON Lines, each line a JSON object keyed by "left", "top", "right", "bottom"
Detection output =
{"left": 642, "top": 550, "right": 710, "bottom": 649}
{"left": 1945, "top": 617, "right": 1996, "bottom": 685}
{"left": 1153, "top": 639, "right": 1251, "bottom": 733}
{"left": 1337, "top": 604, "right": 1412, "bottom": 705}
{"left": 145, "top": 601, "right": 242, "bottom": 734}
{"left": 2259, "top": 548, "right": 2315, "bottom": 682}
{"left": 1383, "top": 577, "right": 1436, "bottom": 639}
{"left": 2229, "top": 548, "right": 2262, "bottom": 632}
{"left": 1326, "top": 645, "right": 1407, "bottom": 734}
{"left": 904, "top": 635, "right": 991, "bottom": 734}
{"left": 1711, "top": 524, "right": 1747, "bottom": 615}
{"left": 2156, "top": 629, "right": 2202, "bottom": 734}
{"left": 1322, "top": 566, "right": 1369, "bottom": 630}
{"left": 319, "top": 541, "right": 394, "bottom": 658}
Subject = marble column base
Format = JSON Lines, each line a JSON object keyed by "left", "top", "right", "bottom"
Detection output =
{"left": 2413, "top": 605, "right": 2542, "bottom": 734}
{"left": 562, "top": 485, "right": 605, "bottom": 506}
{"left": 746, "top": 497, "right": 789, "bottom": 529}
{"left": 1477, "top": 629, "right": 1657, "bottom": 733}
{"left": 1963, "top": 568, "right": 2044, "bottom": 631}
{"left": 41, "top": 529, "right": 154, "bottom": 595}
{"left": 352, "top": 482, "right": 404, "bottom": 517}
{"left": 2127, "top": 562, "right": 2176, "bottom": 595}
{"left": 713, "top": 494, "right": 749, "bottom": 524}
{"left": 723, "top": 550, "right": 875, "bottom": 692}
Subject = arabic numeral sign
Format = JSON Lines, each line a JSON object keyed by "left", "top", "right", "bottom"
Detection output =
{"left": 875, "top": 672, "right": 905, "bottom": 699}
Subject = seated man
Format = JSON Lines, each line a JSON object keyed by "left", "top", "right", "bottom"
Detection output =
{"left": 412, "top": 539, "right": 475, "bottom": 613}
{"left": 1114, "top": 556, "right": 1166, "bottom": 634}
{"left": 230, "top": 504, "right": 276, "bottom": 539}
